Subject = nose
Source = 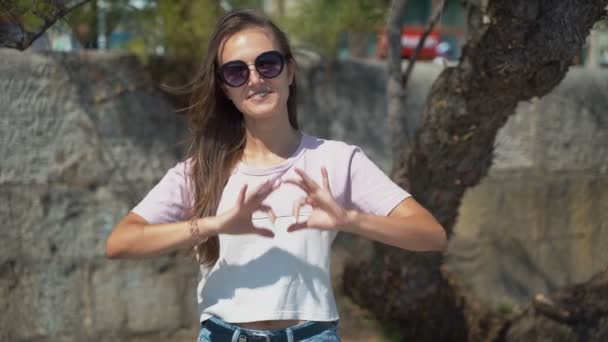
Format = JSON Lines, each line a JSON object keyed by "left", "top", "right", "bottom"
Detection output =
{"left": 247, "top": 64, "right": 264, "bottom": 86}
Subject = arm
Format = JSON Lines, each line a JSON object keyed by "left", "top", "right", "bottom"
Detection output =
{"left": 105, "top": 212, "right": 217, "bottom": 259}
{"left": 341, "top": 197, "right": 446, "bottom": 252}
{"left": 105, "top": 179, "right": 279, "bottom": 259}
{"left": 285, "top": 167, "right": 446, "bottom": 252}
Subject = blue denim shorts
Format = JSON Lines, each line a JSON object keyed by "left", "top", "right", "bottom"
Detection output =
{"left": 197, "top": 316, "right": 340, "bottom": 342}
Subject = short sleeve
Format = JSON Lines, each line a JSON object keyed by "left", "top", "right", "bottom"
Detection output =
{"left": 347, "top": 148, "right": 411, "bottom": 216}
{"left": 131, "top": 162, "right": 191, "bottom": 224}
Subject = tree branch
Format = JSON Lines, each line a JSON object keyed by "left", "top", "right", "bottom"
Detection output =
{"left": 387, "top": 0, "right": 410, "bottom": 177}
{"left": 0, "top": 1, "right": 27, "bottom": 49}
{"left": 1, "top": 0, "right": 91, "bottom": 51}
{"left": 401, "top": 0, "right": 446, "bottom": 89}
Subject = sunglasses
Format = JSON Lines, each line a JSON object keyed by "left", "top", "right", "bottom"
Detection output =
{"left": 218, "top": 50, "right": 287, "bottom": 88}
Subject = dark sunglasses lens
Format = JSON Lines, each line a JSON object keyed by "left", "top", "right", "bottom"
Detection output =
{"left": 222, "top": 62, "right": 248, "bottom": 87}
{"left": 256, "top": 52, "right": 284, "bottom": 78}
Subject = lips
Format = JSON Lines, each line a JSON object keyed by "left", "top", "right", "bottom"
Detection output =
{"left": 247, "top": 89, "right": 273, "bottom": 99}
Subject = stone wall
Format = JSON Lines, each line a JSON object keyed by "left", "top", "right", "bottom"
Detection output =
{"left": 2, "top": 48, "right": 607, "bottom": 341}
{"left": 303, "top": 56, "right": 608, "bottom": 314}
{"left": 0, "top": 49, "right": 197, "bottom": 342}
{"left": 444, "top": 67, "right": 608, "bottom": 312}
{"left": 297, "top": 57, "right": 438, "bottom": 172}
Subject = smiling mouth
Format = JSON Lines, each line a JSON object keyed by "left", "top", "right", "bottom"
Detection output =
{"left": 248, "top": 90, "right": 273, "bottom": 99}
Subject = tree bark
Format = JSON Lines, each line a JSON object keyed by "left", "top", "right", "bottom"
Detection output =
{"left": 506, "top": 267, "right": 608, "bottom": 342}
{"left": 344, "top": 1, "right": 608, "bottom": 340}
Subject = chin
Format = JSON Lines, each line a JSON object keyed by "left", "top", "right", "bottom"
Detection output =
{"left": 242, "top": 103, "right": 282, "bottom": 119}
{"left": 244, "top": 109, "right": 278, "bottom": 120}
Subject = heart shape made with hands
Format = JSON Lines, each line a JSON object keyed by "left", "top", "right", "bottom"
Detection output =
{"left": 246, "top": 167, "right": 348, "bottom": 234}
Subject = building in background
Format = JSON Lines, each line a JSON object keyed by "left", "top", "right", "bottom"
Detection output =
{"left": 375, "top": 0, "right": 465, "bottom": 61}
{"left": 373, "top": 1, "right": 608, "bottom": 68}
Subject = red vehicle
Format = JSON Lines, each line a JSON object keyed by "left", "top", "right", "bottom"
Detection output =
{"left": 377, "top": 26, "right": 442, "bottom": 60}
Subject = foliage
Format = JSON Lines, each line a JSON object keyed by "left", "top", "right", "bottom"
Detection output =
{"left": 275, "top": 0, "right": 390, "bottom": 58}
{"left": 153, "top": 0, "right": 221, "bottom": 60}
{"left": 63, "top": 0, "right": 142, "bottom": 49}
{"left": 63, "top": 0, "right": 222, "bottom": 59}
{"left": 3, "top": 0, "right": 393, "bottom": 59}
{"left": 0, "top": 0, "right": 90, "bottom": 49}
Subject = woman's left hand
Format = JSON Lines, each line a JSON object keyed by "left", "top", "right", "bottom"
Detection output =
{"left": 282, "top": 167, "right": 351, "bottom": 232}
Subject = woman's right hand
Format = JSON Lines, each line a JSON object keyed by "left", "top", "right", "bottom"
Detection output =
{"left": 105, "top": 179, "right": 280, "bottom": 259}
{"left": 211, "top": 179, "right": 280, "bottom": 238}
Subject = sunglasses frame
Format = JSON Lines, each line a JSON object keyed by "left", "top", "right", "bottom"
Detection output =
{"left": 218, "top": 50, "right": 287, "bottom": 88}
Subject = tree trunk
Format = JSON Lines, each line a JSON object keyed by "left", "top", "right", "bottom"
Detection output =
{"left": 506, "top": 267, "right": 608, "bottom": 342}
{"left": 343, "top": 0, "right": 608, "bottom": 340}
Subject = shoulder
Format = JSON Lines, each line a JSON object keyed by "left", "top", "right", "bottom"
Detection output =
{"left": 171, "top": 158, "right": 193, "bottom": 175}
{"left": 302, "top": 133, "right": 361, "bottom": 159}
{"left": 157, "top": 158, "right": 192, "bottom": 187}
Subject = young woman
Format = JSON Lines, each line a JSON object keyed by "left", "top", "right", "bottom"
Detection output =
{"left": 105, "top": 9, "right": 446, "bottom": 342}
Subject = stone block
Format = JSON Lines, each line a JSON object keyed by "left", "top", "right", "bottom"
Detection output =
{"left": 122, "top": 258, "right": 183, "bottom": 333}
{"left": 90, "top": 257, "right": 185, "bottom": 334}
{"left": 447, "top": 173, "right": 608, "bottom": 310}
{"left": 0, "top": 186, "right": 31, "bottom": 264}
{"left": 0, "top": 49, "right": 181, "bottom": 187}
{"left": 0, "top": 50, "right": 109, "bottom": 185}
{"left": 1, "top": 261, "right": 86, "bottom": 340}
{"left": 89, "top": 261, "right": 128, "bottom": 333}
{"left": 174, "top": 256, "right": 201, "bottom": 328}
{"left": 535, "top": 68, "right": 608, "bottom": 173}
{"left": 3, "top": 184, "right": 132, "bottom": 263}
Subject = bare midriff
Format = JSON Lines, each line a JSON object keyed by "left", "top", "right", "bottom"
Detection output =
{"left": 233, "top": 319, "right": 307, "bottom": 330}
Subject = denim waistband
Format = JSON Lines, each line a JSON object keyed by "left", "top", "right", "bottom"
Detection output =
{"left": 202, "top": 316, "right": 338, "bottom": 342}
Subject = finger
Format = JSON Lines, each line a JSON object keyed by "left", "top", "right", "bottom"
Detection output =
{"left": 252, "top": 227, "right": 275, "bottom": 238}
{"left": 272, "top": 178, "right": 281, "bottom": 191}
{"left": 269, "top": 174, "right": 282, "bottom": 189}
{"left": 321, "top": 167, "right": 331, "bottom": 192}
{"left": 294, "top": 168, "right": 320, "bottom": 191}
{"left": 247, "top": 180, "right": 273, "bottom": 203}
{"left": 283, "top": 179, "right": 310, "bottom": 193}
{"left": 255, "top": 179, "right": 273, "bottom": 194}
{"left": 258, "top": 204, "right": 277, "bottom": 224}
{"left": 292, "top": 196, "right": 309, "bottom": 222}
{"left": 287, "top": 221, "right": 308, "bottom": 232}
{"left": 237, "top": 184, "right": 248, "bottom": 205}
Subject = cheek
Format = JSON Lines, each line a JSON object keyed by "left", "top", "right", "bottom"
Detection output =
{"left": 278, "top": 80, "right": 291, "bottom": 100}
{"left": 282, "top": 85, "right": 290, "bottom": 100}
{"left": 225, "top": 88, "right": 245, "bottom": 102}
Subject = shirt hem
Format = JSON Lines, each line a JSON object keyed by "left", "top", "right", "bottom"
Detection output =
{"left": 200, "top": 310, "right": 340, "bottom": 323}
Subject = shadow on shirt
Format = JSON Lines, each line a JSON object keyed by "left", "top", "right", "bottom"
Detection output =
{"left": 200, "top": 246, "right": 333, "bottom": 310}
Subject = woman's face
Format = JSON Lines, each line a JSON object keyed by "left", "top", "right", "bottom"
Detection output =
{"left": 218, "top": 27, "right": 294, "bottom": 122}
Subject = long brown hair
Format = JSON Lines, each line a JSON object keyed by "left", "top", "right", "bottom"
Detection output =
{"left": 186, "top": 9, "right": 298, "bottom": 266}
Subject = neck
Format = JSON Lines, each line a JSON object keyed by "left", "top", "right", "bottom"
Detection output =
{"left": 242, "top": 114, "right": 300, "bottom": 165}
